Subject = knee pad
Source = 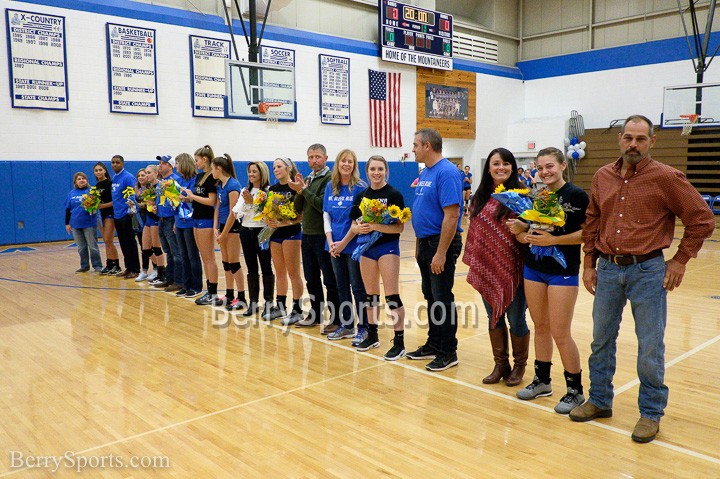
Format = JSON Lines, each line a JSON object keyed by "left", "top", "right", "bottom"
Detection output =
{"left": 142, "top": 248, "right": 152, "bottom": 258}
{"left": 222, "top": 261, "right": 231, "bottom": 271}
{"left": 385, "top": 294, "right": 403, "bottom": 310}
{"left": 152, "top": 247, "right": 163, "bottom": 257}
{"left": 366, "top": 294, "right": 381, "bottom": 308}
{"left": 229, "top": 262, "right": 241, "bottom": 274}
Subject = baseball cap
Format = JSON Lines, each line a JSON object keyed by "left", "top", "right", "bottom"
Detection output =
{"left": 156, "top": 155, "right": 175, "bottom": 168}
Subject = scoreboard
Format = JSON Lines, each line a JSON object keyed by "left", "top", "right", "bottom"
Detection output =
{"left": 379, "top": 0, "right": 453, "bottom": 71}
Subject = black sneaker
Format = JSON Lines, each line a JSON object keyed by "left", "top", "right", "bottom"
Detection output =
{"left": 242, "top": 303, "right": 259, "bottom": 317}
{"left": 75, "top": 267, "right": 90, "bottom": 273}
{"left": 425, "top": 353, "right": 459, "bottom": 371}
{"left": 384, "top": 338, "right": 406, "bottom": 361}
{"left": 184, "top": 290, "right": 201, "bottom": 298}
{"left": 406, "top": 344, "right": 438, "bottom": 360}
{"left": 195, "top": 292, "right": 215, "bottom": 306}
{"left": 108, "top": 266, "right": 123, "bottom": 276}
{"left": 356, "top": 332, "right": 380, "bottom": 352}
{"left": 99, "top": 266, "right": 111, "bottom": 275}
{"left": 175, "top": 288, "right": 187, "bottom": 297}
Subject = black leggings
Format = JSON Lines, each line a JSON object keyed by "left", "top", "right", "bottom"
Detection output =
{"left": 239, "top": 226, "right": 273, "bottom": 276}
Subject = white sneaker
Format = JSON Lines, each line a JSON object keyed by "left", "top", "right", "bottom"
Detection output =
{"left": 135, "top": 271, "right": 149, "bottom": 282}
{"left": 147, "top": 271, "right": 158, "bottom": 281}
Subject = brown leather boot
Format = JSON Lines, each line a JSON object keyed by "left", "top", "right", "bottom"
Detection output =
{"left": 482, "top": 327, "right": 511, "bottom": 384}
{"left": 506, "top": 332, "right": 530, "bottom": 387}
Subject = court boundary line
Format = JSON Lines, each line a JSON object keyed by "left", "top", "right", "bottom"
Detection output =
{"left": 614, "top": 332, "right": 720, "bottom": 395}
{"left": 243, "top": 315, "right": 720, "bottom": 466}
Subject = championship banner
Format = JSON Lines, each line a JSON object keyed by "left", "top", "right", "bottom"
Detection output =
{"left": 190, "top": 35, "right": 230, "bottom": 118}
{"left": 319, "top": 54, "right": 350, "bottom": 125}
{"left": 106, "top": 23, "right": 158, "bottom": 115}
{"left": 6, "top": 9, "right": 68, "bottom": 110}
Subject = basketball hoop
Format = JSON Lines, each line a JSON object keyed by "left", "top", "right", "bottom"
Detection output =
{"left": 680, "top": 114, "right": 699, "bottom": 136}
{"left": 259, "top": 101, "right": 283, "bottom": 127}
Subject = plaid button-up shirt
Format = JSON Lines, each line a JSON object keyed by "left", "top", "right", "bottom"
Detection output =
{"left": 583, "top": 155, "right": 715, "bottom": 267}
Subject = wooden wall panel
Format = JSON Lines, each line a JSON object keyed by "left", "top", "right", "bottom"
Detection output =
{"left": 572, "top": 127, "right": 720, "bottom": 195}
{"left": 415, "top": 67, "right": 476, "bottom": 139}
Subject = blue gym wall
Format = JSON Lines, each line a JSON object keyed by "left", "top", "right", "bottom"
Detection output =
{"left": 0, "top": 160, "right": 419, "bottom": 246}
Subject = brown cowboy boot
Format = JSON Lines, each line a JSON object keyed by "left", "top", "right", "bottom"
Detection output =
{"left": 483, "top": 327, "right": 511, "bottom": 384}
{"left": 506, "top": 332, "right": 530, "bottom": 387}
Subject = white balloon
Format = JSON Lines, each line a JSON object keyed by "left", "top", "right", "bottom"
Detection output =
{"left": 564, "top": 137, "right": 570, "bottom": 146}
{"left": 574, "top": 144, "right": 582, "bottom": 151}
{"left": 578, "top": 149, "right": 586, "bottom": 159}
{"left": 580, "top": 141, "right": 587, "bottom": 149}
{"left": 566, "top": 151, "right": 574, "bottom": 160}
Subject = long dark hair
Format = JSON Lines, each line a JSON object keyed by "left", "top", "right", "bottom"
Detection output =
{"left": 469, "top": 148, "right": 523, "bottom": 220}
{"left": 93, "top": 161, "right": 110, "bottom": 181}
{"left": 212, "top": 154, "right": 237, "bottom": 179}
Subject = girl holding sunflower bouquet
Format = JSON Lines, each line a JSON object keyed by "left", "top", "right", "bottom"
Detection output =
{"left": 507, "top": 147, "right": 589, "bottom": 415}
{"left": 348, "top": 155, "right": 410, "bottom": 361}
{"left": 140, "top": 165, "right": 166, "bottom": 284}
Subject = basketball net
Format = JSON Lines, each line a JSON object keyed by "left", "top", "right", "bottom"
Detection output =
{"left": 680, "top": 114, "right": 699, "bottom": 136}
{"left": 259, "top": 101, "right": 283, "bottom": 128}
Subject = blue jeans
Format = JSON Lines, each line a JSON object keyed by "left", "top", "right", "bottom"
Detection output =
{"left": 72, "top": 227, "right": 102, "bottom": 270}
{"left": 159, "top": 216, "right": 182, "bottom": 285}
{"left": 331, "top": 253, "right": 367, "bottom": 329}
{"left": 481, "top": 282, "right": 529, "bottom": 337}
{"left": 301, "top": 233, "right": 339, "bottom": 324}
{"left": 175, "top": 226, "right": 202, "bottom": 292}
{"left": 588, "top": 256, "right": 668, "bottom": 421}
{"left": 416, "top": 233, "right": 463, "bottom": 355}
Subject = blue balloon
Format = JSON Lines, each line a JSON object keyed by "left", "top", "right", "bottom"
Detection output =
{"left": 571, "top": 151, "right": 580, "bottom": 160}
{"left": 571, "top": 136, "right": 579, "bottom": 145}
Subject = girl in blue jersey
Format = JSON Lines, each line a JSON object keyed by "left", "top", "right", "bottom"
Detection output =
{"left": 141, "top": 165, "right": 166, "bottom": 285}
{"left": 212, "top": 154, "right": 247, "bottom": 312}
{"left": 65, "top": 172, "right": 102, "bottom": 272}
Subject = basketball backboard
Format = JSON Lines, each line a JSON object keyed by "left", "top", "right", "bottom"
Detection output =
{"left": 661, "top": 82, "right": 720, "bottom": 128}
{"left": 225, "top": 60, "right": 296, "bottom": 121}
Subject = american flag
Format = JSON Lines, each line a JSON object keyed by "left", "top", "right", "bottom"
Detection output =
{"left": 369, "top": 69, "right": 401, "bottom": 148}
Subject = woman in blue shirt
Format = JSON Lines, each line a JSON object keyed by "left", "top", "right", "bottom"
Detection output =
{"left": 174, "top": 153, "right": 202, "bottom": 297}
{"left": 65, "top": 172, "right": 102, "bottom": 272}
{"left": 323, "top": 149, "right": 368, "bottom": 344}
{"left": 212, "top": 154, "right": 247, "bottom": 312}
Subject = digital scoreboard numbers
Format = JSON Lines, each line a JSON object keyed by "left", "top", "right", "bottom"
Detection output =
{"left": 379, "top": 1, "right": 453, "bottom": 71}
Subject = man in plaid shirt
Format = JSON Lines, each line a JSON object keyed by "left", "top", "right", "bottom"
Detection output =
{"left": 570, "top": 114, "right": 715, "bottom": 443}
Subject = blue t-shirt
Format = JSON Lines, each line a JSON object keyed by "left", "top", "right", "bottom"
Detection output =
{"left": 412, "top": 158, "right": 464, "bottom": 238}
{"left": 174, "top": 175, "right": 196, "bottom": 229}
{"left": 65, "top": 188, "right": 98, "bottom": 229}
{"left": 111, "top": 169, "right": 137, "bottom": 219}
{"left": 217, "top": 177, "right": 241, "bottom": 224}
{"left": 157, "top": 172, "right": 181, "bottom": 218}
{"left": 323, "top": 181, "right": 367, "bottom": 253}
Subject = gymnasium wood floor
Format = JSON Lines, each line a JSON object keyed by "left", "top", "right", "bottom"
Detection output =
{"left": 1, "top": 220, "right": 719, "bottom": 478}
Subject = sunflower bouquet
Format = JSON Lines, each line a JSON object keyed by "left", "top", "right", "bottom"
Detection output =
{"left": 351, "top": 198, "right": 412, "bottom": 261}
{"left": 491, "top": 184, "right": 568, "bottom": 268}
{"left": 138, "top": 186, "right": 157, "bottom": 214}
{"left": 252, "top": 191, "right": 298, "bottom": 249}
{"left": 159, "top": 180, "right": 182, "bottom": 209}
{"left": 81, "top": 186, "right": 101, "bottom": 214}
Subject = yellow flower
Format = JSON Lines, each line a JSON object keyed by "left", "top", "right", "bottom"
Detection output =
{"left": 399, "top": 207, "right": 412, "bottom": 223}
{"left": 388, "top": 205, "right": 401, "bottom": 218}
{"left": 493, "top": 184, "right": 506, "bottom": 194}
{"left": 508, "top": 188, "right": 530, "bottom": 194}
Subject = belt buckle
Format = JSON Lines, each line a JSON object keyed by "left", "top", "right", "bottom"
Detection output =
{"left": 613, "top": 255, "right": 621, "bottom": 265}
